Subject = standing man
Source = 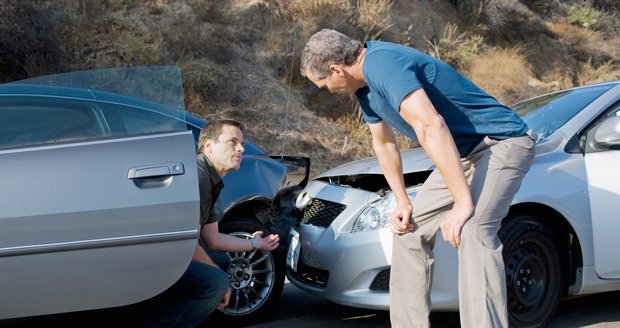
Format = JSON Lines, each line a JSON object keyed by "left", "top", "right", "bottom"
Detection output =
{"left": 142, "top": 119, "right": 280, "bottom": 327}
{"left": 300, "top": 29, "right": 535, "bottom": 327}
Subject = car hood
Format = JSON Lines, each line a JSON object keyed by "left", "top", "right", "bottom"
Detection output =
{"left": 318, "top": 147, "right": 434, "bottom": 178}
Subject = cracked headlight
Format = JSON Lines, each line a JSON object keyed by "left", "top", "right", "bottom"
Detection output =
{"left": 352, "top": 188, "right": 418, "bottom": 233}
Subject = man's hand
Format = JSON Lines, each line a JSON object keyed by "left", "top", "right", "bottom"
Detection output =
{"left": 439, "top": 203, "right": 474, "bottom": 248}
{"left": 218, "top": 288, "right": 231, "bottom": 310}
{"left": 253, "top": 231, "right": 280, "bottom": 251}
{"left": 388, "top": 203, "right": 416, "bottom": 235}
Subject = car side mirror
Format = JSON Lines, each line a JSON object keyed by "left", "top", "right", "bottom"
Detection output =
{"left": 594, "top": 115, "right": 620, "bottom": 147}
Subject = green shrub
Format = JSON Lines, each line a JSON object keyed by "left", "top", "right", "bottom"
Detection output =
{"left": 568, "top": 2, "right": 601, "bottom": 28}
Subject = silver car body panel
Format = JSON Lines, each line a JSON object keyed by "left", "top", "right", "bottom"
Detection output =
{"left": 585, "top": 119, "right": 620, "bottom": 279}
{"left": 317, "top": 147, "right": 434, "bottom": 178}
{"left": 0, "top": 131, "right": 199, "bottom": 319}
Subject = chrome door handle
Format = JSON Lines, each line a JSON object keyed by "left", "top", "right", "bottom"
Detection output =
{"left": 128, "top": 162, "right": 185, "bottom": 179}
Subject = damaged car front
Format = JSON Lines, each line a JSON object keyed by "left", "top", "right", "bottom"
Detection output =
{"left": 286, "top": 147, "right": 460, "bottom": 311}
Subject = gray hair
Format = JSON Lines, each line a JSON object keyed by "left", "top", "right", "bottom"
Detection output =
{"left": 300, "top": 29, "right": 362, "bottom": 79}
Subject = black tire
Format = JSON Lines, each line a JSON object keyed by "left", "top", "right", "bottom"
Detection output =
{"left": 499, "top": 214, "right": 563, "bottom": 328}
{"left": 215, "top": 218, "right": 285, "bottom": 326}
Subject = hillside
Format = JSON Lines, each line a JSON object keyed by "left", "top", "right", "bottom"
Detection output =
{"left": 1, "top": 0, "right": 619, "bottom": 176}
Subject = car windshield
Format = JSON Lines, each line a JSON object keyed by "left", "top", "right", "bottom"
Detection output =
{"left": 10, "top": 66, "right": 185, "bottom": 122}
{"left": 513, "top": 83, "right": 616, "bottom": 140}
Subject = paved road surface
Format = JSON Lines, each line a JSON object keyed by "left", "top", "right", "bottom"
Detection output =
{"left": 3, "top": 280, "right": 619, "bottom": 327}
{"left": 243, "top": 281, "right": 620, "bottom": 328}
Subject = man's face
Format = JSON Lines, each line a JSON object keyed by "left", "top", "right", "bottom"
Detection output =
{"left": 305, "top": 66, "right": 356, "bottom": 96}
{"left": 204, "top": 125, "right": 245, "bottom": 174}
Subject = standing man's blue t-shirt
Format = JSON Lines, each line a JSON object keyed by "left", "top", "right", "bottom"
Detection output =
{"left": 356, "top": 41, "right": 529, "bottom": 157}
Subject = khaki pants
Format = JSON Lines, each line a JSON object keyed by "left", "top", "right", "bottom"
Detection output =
{"left": 389, "top": 134, "right": 536, "bottom": 328}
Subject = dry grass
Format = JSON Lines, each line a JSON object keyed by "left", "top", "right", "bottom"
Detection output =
{"left": 356, "top": 0, "right": 394, "bottom": 40}
{"left": 546, "top": 21, "right": 619, "bottom": 87}
{"left": 268, "top": 0, "right": 355, "bottom": 33}
{"left": 549, "top": 22, "right": 615, "bottom": 65}
{"left": 425, "top": 23, "right": 484, "bottom": 71}
{"left": 2, "top": 0, "right": 620, "bottom": 176}
{"left": 468, "top": 47, "right": 539, "bottom": 104}
{"left": 574, "top": 58, "right": 617, "bottom": 86}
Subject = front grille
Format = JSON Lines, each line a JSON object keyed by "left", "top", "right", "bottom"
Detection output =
{"left": 302, "top": 198, "right": 346, "bottom": 228}
{"left": 287, "top": 250, "right": 329, "bottom": 289}
{"left": 369, "top": 268, "right": 390, "bottom": 291}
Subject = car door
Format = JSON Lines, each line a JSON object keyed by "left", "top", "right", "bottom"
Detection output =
{"left": 0, "top": 94, "right": 200, "bottom": 318}
{"left": 584, "top": 99, "right": 620, "bottom": 279}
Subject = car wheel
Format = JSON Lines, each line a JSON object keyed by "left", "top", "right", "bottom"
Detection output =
{"left": 216, "top": 218, "right": 285, "bottom": 326}
{"left": 499, "top": 214, "right": 563, "bottom": 328}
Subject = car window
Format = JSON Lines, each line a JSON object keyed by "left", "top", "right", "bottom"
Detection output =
{"left": 0, "top": 98, "right": 104, "bottom": 149}
{"left": 99, "top": 102, "right": 186, "bottom": 137}
{"left": 14, "top": 66, "right": 186, "bottom": 111}
{"left": 513, "top": 84, "right": 616, "bottom": 140}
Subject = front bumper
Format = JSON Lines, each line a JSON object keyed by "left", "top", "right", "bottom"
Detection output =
{"left": 285, "top": 180, "right": 460, "bottom": 311}
{"left": 287, "top": 223, "right": 393, "bottom": 309}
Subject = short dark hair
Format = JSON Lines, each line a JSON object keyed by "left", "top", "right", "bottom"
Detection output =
{"left": 198, "top": 119, "right": 244, "bottom": 153}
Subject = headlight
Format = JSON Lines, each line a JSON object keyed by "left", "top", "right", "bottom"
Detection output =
{"left": 296, "top": 190, "right": 312, "bottom": 209}
{"left": 352, "top": 188, "right": 418, "bottom": 233}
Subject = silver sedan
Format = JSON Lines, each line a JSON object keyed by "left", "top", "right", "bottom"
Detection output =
{"left": 287, "top": 80, "right": 620, "bottom": 327}
{"left": 0, "top": 67, "right": 309, "bottom": 326}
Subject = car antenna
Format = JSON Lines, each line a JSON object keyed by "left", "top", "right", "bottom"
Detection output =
{"left": 280, "top": 29, "right": 296, "bottom": 159}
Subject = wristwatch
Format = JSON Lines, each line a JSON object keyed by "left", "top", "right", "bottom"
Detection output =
{"left": 249, "top": 238, "right": 257, "bottom": 252}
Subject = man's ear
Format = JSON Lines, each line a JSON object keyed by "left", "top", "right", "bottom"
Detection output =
{"left": 329, "top": 64, "right": 345, "bottom": 77}
{"left": 203, "top": 139, "right": 213, "bottom": 153}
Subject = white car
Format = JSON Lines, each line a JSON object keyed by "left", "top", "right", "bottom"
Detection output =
{"left": 286, "top": 80, "right": 620, "bottom": 327}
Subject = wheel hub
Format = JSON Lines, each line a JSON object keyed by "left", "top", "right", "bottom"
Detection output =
{"left": 230, "top": 258, "right": 253, "bottom": 289}
{"left": 506, "top": 246, "right": 545, "bottom": 310}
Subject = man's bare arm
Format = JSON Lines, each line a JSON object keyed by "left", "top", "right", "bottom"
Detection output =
{"left": 200, "top": 222, "right": 280, "bottom": 252}
{"left": 368, "top": 121, "right": 414, "bottom": 235}
{"left": 399, "top": 88, "right": 474, "bottom": 247}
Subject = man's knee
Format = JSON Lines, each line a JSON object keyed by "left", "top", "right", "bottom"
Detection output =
{"left": 461, "top": 218, "right": 502, "bottom": 250}
{"left": 206, "top": 249, "right": 231, "bottom": 270}
{"left": 197, "top": 269, "right": 229, "bottom": 299}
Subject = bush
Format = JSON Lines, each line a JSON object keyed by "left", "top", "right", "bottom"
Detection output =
{"left": 0, "top": 0, "right": 63, "bottom": 82}
{"left": 182, "top": 59, "right": 228, "bottom": 104}
{"left": 356, "top": 0, "right": 394, "bottom": 40}
{"left": 567, "top": 2, "right": 601, "bottom": 28}
{"left": 425, "top": 23, "right": 483, "bottom": 71}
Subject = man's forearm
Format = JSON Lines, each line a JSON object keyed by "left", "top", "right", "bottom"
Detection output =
{"left": 200, "top": 226, "right": 255, "bottom": 252}
{"left": 373, "top": 140, "right": 410, "bottom": 206}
